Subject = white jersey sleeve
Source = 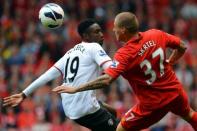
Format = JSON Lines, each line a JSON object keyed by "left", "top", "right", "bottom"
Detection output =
{"left": 22, "top": 66, "right": 61, "bottom": 96}
{"left": 22, "top": 54, "right": 67, "bottom": 96}
{"left": 90, "top": 43, "right": 111, "bottom": 67}
{"left": 53, "top": 54, "right": 67, "bottom": 76}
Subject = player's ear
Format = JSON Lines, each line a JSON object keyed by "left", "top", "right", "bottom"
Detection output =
{"left": 121, "top": 27, "right": 126, "bottom": 34}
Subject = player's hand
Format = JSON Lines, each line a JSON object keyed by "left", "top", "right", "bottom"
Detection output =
{"left": 52, "top": 86, "right": 77, "bottom": 94}
{"left": 3, "top": 93, "right": 24, "bottom": 107}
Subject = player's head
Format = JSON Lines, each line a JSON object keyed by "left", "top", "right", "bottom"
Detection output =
{"left": 77, "top": 19, "right": 104, "bottom": 45}
{"left": 113, "top": 12, "right": 139, "bottom": 42}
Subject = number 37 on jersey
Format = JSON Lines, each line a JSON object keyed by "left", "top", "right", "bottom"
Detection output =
{"left": 140, "top": 48, "right": 165, "bottom": 85}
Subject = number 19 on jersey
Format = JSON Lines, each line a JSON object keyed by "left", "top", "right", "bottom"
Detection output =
{"left": 64, "top": 56, "right": 79, "bottom": 83}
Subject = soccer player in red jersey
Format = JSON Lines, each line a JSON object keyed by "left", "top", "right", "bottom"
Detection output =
{"left": 52, "top": 12, "right": 197, "bottom": 131}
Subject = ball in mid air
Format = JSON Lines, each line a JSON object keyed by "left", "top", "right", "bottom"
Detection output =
{"left": 39, "top": 3, "right": 64, "bottom": 29}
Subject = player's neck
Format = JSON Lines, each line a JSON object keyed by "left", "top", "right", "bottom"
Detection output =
{"left": 130, "top": 32, "right": 139, "bottom": 39}
{"left": 124, "top": 32, "right": 139, "bottom": 43}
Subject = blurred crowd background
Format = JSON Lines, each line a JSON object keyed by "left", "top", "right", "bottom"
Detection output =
{"left": 0, "top": 0, "right": 197, "bottom": 131}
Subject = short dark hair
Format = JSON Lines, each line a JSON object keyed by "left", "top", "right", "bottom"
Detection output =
{"left": 116, "top": 12, "right": 139, "bottom": 33}
{"left": 77, "top": 19, "right": 96, "bottom": 37}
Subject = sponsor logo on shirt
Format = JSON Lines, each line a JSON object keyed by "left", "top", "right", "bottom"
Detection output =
{"left": 110, "top": 60, "right": 119, "bottom": 68}
{"left": 99, "top": 50, "right": 107, "bottom": 56}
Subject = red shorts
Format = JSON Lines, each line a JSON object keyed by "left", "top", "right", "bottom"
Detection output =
{"left": 121, "top": 89, "right": 190, "bottom": 131}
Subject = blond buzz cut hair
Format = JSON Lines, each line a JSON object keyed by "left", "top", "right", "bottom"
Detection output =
{"left": 115, "top": 12, "right": 139, "bottom": 33}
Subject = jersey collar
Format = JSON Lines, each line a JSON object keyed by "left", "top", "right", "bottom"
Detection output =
{"left": 127, "top": 32, "right": 143, "bottom": 44}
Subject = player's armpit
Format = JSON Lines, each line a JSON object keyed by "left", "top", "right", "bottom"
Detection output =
{"left": 167, "top": 40, "right": 187, "bottom": 65}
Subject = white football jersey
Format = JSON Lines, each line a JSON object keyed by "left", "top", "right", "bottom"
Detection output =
{"left": 54, "top": 42, "right": 111, "bottom": 119}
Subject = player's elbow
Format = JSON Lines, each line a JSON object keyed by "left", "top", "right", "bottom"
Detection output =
{"left": 102, "top": 74, "right": 114, "bottom": 88}
{"left": 103, "top": 80, "right": 111, "bottom": 87}
{"left": 178, "top": 40, "right": 187, "bottom": 53}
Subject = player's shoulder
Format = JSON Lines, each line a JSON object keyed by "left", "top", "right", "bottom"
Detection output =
{"left": 115, "top": 45, "right": 135, "bottom": 61}
{"left": 144, "top": 29, "right": 164, "bottom": 34}
{"left": 144, "top": 29, "right": 165, "bottom": 35}
{"left": 117, "top": 38, "right": 140, "bottom": 57}
{"left": 80, "top": 41, "right": 102, "bottom": 49}
{"left": 88, "top": 42, "right": 102, "bottom": 48}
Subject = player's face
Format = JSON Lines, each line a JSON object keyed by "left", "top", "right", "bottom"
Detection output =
{"left": 87, "top": 24, "right": 104, "bottom": 45}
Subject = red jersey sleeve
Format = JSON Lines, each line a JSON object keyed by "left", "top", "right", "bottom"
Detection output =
{"left": 105, "top": 50, "right": 130, "bottom": 79}
{"left": 162, "top": 31, "right": 181, "bottom": 49}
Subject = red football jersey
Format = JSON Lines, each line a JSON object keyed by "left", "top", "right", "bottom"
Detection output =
{"left": 105, "top": 29, "right": 183, "bottom": 110}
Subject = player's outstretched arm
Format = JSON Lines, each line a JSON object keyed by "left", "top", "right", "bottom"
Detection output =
{"left": 52, "top": 74, "right": 114, "bottom": 94}
{"left": 167, "top": 40, "right": 187, "bottom": 65}
{"left": 3, "top": 66, "right": 61, "bottom": 107}
{"left": 3, "top": 93, "right": 26, "bottom": 107}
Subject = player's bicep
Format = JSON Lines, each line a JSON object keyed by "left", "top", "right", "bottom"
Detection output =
{"left": 105, "top": 54, "right": 129, "bottom": 79}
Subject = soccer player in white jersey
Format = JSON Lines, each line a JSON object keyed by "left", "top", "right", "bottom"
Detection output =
{"left": 3, "top": 19, "right": 118, "bottom": 131}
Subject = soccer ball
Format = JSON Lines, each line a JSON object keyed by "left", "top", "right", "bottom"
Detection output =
{"left": 39, "top": 3, "right": 64, "bottom": 29}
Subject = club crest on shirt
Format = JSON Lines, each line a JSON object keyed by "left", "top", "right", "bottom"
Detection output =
{"left": 108, "top": 118, "right": 114, "bottom": 126}
{"left": 98, "top": 50, "right": 107, "bottom": 56}
{"left": 110, "top": 60, "right": 119, "bottom": 68}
